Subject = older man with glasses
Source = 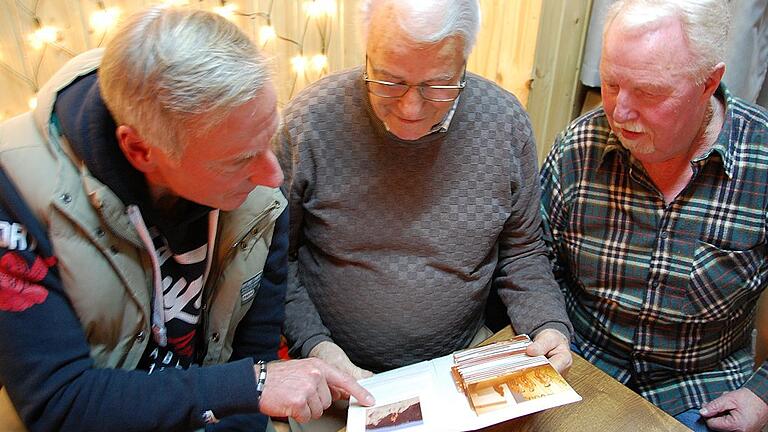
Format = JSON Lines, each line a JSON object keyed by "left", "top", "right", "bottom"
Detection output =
{"left": 278, "top": 1, "right": 573, "bottom": 429}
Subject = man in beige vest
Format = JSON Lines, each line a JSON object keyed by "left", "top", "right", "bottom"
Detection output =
{"left": 0, "top": 6, "right": 372, "bottom": 431}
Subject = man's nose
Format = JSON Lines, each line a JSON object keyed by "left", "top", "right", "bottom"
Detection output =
{"left": 613, "top": 90, "right": 637, "bottom": 123}
{"left": 397, "top": 86, "right": 425, "bottom": 118}
{"left": 251, "top": 150, "right": 284, "bottom": 189}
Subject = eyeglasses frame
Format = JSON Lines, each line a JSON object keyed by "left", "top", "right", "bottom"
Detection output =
{"left": 362, "top": 56, "right": 467, "bottom": 103}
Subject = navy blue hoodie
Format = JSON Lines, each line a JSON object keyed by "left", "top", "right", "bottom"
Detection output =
{"left": 0, "top": 73, "right": 288, "bottom": 431}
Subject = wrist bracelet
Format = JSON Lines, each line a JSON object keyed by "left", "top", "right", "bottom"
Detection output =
{"left": 255, "top": 360, "right": 267, "bottom": 401}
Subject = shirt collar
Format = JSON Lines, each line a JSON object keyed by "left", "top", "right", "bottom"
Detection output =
{"left": 429, "top": 95, "right": 461, "bottom": 134}
{"left": 694, "top": 84, "right": 735, "bottom": 179}
{"left": 378, "top": 94, "right": 461, "bottom": 137}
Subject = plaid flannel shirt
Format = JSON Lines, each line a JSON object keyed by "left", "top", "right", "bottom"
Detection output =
{"left": 540, "top": 85, "right": 768, "bottom": 415}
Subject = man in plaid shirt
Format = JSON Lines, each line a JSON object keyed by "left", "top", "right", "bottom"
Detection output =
{"left": 540, "top": 0, "right": 768, "bottom": 430}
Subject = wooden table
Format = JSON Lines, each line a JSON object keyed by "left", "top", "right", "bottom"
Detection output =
{"left": 335, "top": 326, "right": 688, "bottom": 432}
{"left": 473, "top": 326, "right": 688, "bottom": 432}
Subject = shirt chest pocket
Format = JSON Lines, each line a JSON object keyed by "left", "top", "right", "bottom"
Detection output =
{"left": 684, "top": 241, "right": 764, "bottom": 319}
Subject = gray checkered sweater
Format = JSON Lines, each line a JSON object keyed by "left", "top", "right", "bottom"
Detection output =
{"left": 278, "top": 67, "right": 572, "bottom": 372}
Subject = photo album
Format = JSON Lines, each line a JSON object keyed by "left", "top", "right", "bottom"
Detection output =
{"left": 347, "top": 335, "right": 581, "bottom": 432}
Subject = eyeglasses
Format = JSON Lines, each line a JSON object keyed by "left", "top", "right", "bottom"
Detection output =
{"left": 363, "top": 57, "right": 466, "bottom": 102}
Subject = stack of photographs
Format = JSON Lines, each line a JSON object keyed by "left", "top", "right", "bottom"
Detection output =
{"left": 451, "top": 335, "right": 573, "bottom": 415}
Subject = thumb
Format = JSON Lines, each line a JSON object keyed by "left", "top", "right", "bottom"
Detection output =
{"left": 526, "top": 339, "right": 550, "bottom": 356}
{"left": 353, "top": 367, "right": 375, "bottom": 380}
{"left": 704, "top": 413, "right": 739, "bottom": 431}
{"left": 700, "top": 394, "right": 733, "bottom": 418}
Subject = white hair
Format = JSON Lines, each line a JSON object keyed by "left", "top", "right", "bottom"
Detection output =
{"left": 99, "top": 6, "right": 270, "bottom": 159}
{"left": 604, "top": 0, "right": 729, "bottom": 82}
{"left": 359, "top": 0, "right": 481, "bottom": 58}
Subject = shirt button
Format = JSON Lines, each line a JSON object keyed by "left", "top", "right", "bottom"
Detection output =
{"left": 211, "top": 332, "right": 220, "bottom": 343}
{"left": 60, "top": 193, "right": 72, "bottom": 204}
{"left": 651, "top": 281, "right": 660, "bottom": 288}
{"left": 660, "top": 231, "right": 669, "bottom": 239}
{"left": 110, "top": 245, "right": 119, "bottom": 255}
{"left": 136, "top": 331, "right": 146, "bottom": 342}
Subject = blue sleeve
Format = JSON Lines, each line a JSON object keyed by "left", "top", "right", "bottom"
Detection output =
{"left": 0, "top": 168, "right": 260, "bottom": 432}
{"left": 214, "top": 203, "right": 288, "bottom": 432}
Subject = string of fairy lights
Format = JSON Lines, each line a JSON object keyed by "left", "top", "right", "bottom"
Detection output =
{"left": 0, "top": 0, "right": 339, "bottom": 118}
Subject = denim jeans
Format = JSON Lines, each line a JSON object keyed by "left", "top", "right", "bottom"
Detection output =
{"left": 675, "top": 408, "right": 712, "bottom": 431}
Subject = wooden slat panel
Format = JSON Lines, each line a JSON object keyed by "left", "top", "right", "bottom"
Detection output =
{"left": 469, "top": 0, "right": 542, "bottom": 103}
{"left": 526, "top": 0, "right": 593, "bottom": 162}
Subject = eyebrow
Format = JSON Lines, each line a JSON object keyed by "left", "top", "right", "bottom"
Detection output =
{"left": 369, "top": 62, "right": 456, "bottom": 83}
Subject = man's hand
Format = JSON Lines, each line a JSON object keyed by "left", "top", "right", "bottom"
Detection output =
{"left": 309, "top": 341, "right": 374, "bottom": 380}
{"left": 258, "top": 358, "right": 375, "bottom": 423}
{"left": 700, "top": 388, "right": 768, "bottom": 432}
{"left": 525, "top": 328, "right": 572, "bottom": 375}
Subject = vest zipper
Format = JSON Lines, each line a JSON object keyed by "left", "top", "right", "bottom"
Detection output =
{"left": 196, "top": 199, "right": 281, "bottom": 363}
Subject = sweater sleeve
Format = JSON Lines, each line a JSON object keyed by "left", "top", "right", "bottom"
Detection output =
{"left": 0, "top": 168, "right": 260, "bottom": 432}
{"left": 277, "top": 125, "right": 334, "bottom": 358}
{"left": 493, "top": 110, "right": 573, "bottom": 341}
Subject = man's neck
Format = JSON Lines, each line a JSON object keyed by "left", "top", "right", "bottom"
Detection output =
{"left": 148, "top": 184, "right": 182, "bottom": 214}
{"left": 642, "top": 94, "right": 725, "bottom": 204}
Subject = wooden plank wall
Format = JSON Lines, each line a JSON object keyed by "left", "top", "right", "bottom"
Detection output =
{"left": 0, "top": 0, "right": 542, "bottom": 120}
{"left": 527, "top": 0, "right": 593, "bottom": 161}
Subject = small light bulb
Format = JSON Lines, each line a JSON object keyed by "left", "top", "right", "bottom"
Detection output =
{"left": 29, "top": 26, "right": 59, "bottom": 49}
{"left": 303, "top": 1, "right": 322, "bottom": 18}
{"left": 213, "top": 3, "right": 238, "bottom": 20}
{"left": 319, "top": 0, "right": 336, "bottom": 15}
{"left": 304, "top": 0, "right": 335, "bottom": 17}
{"left": 291, "top": 55, "right": 308, "bottom": 73}
{"left": 90, "top": 7, "right": 121, "bottom": 33}
{"left": 259, "top": 25, "right": 276, "bottom": 45}
{"left": 28, "top": 97, "right": 38, "bottom": 110}
{"left": 311, "top": 54, "right": 328, "bottom": 71}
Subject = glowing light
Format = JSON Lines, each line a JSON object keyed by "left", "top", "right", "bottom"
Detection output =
{"left": 311, "top": 53, "right": 327, "bottom": 71}
{"left": 28, "top": 26, "right": 59, "bottom": 49}
{"left": 319, "top": 0, "right": 337, "bottom": 15}
{"left": 213, "top": 3, "right": 238, "bottom": 20}
{"left": 259, "top": 25, "right": 276, "bottom": 45}
{"left": 291, "top": 55, "right": 308, "bottom": 73}
{"left": 304, "top": 0, "right": 336, "bottom": 18}
{"left": 162, "top": 0, "right": 188, "bottom": 5}
{"left": 28, "top": 97, "right": 38, "bottom": 110}
{"left": 90, "top": 7, "right": 121, "bottom": 33}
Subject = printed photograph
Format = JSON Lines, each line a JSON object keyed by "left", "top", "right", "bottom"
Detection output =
{"left": 365, "top": 396, "right": 424, "bottom": 431}
{"left": 468, "top": 363, "right": 571, "bottom": 414}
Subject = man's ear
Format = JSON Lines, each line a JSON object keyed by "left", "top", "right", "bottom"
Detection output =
{"left": 116, "top": 125, "right": 156, "bottom": 173}
{"left": 703, "top": 62, "right": 726, "bottom": 99}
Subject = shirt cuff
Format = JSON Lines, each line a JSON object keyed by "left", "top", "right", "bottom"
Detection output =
{"left": 743, "top": 359, "right": 768, "bottom": 405}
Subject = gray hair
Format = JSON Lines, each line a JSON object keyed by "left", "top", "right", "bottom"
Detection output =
{"left": 359, "top": 0, "right": 481, "bottom": 58}
{"left": 99, "top": 6, "right": 270, "bottom": 159}
{"left": 604, "top": 0, "right": 729, "bottom": 82}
